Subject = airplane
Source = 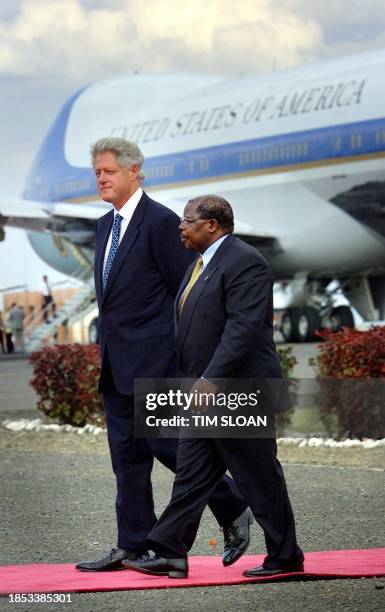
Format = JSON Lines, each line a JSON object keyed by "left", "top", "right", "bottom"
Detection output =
{"left": 1, "top": 49, "right": 385, "bottom": 343}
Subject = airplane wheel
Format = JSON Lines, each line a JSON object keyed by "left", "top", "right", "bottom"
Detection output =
{"left": 330, "top": 306, "right": 354, "bottom": 332}
{"left": 280, "top": 308, "right": 300, "bottom": 343}
{"left": 296, "top": 307, "right": 321, "bottom": 342}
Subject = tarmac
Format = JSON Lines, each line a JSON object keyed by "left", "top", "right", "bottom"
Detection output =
{"left": 0, "top": 352, "right": 384, "bottom": 611}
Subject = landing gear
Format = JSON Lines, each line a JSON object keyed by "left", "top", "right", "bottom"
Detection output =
{"left": 88, "top": 318, "right": 99, "bottom": 344}
{"left": 330, "top": 306, "right": 354, "bottom": 332}
{"left": 280, "top": 309, "right": 298, "bottom": 343}
{"left": 296, "top": 307, "right": 321, "bottom": 342}
{"left": 280, "top": 307, "right": 321, "bottom": 343}
{"left": 277, "top": 278, "right": 359, "bottom": 342}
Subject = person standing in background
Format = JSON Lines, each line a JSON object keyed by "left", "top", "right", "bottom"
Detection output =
{"left": 7, "top": 303, "right": 25, "bottom": 353}
{"left": 4, "top": 308, "right": 14, "bottom": 354}
{"left": 28, "top": 305, "right": 35, "bottom": 326}
{"left": 40, "top": 275, "right": 56, "bottom": 323}
{"left": 0, "top": 311, "right": 6, "bottom": 353}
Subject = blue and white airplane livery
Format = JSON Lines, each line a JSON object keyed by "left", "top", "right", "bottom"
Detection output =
{"left": 1, "top": 50, "right": 385, "bottom": 341}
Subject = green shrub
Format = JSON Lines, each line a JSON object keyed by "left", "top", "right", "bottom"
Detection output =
{"left": 30, "top": 344, "right": 103, "bottom": 427}
{"left": 276, "top": 345, "right": 298, "bottom": 434}
{"left": 313, "top": 327, "right": 385, "bottom": 439}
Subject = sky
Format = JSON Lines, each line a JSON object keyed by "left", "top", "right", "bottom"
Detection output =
{"left": 1, "top": 0, "right": 385, "bottom": 301}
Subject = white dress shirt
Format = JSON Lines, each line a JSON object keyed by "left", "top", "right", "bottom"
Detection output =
{"left": 39, "top": 280, "right": 51, "bottom": 296}
{"left": 194, "top": 233, "right": 230, "bottom": 385}
{"left": 179, "top": 233, "right": 230, "bottom": 307}
{"left": 201, "top": 233, "right": 229, "bottom": 270}
{"left": 103, "top": 187, "right": 143, "bottom": 272}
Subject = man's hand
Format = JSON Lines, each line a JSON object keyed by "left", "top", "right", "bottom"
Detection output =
{"left": 189, "top": 378, "right": 218, "bottom": 413}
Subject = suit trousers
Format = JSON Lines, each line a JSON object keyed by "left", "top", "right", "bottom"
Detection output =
{"left": 148, "top": 436, "right": 302, "bottom": 568}
{"left": 100, "top": 354, "right": 246, "bottom": 550}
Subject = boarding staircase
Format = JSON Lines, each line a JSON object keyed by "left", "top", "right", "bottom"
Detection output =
{"left": 23, "top": 279, "right": 96, "bottom": 353}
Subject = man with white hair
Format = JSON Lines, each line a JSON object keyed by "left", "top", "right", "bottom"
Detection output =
{"left": 76, "top": 138, "right": 251, "bottom": 572}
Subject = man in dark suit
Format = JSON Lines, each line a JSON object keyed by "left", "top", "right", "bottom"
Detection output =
{"left": 124, "top": 195, "right": 304, "bottom": 579}
{"left": 76, "top": 141, "right": 251, "bottom": 571}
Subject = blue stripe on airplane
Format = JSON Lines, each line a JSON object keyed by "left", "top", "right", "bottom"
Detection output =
{"left": 24, "top": 104, "right": 385, "bottom": 203}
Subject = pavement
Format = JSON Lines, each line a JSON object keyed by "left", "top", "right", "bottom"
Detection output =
{"left": 1, "top": 348, "right": 384, "bottom": 611}
{"left": 0, "top": 355, "right": 39, "bottom": 419}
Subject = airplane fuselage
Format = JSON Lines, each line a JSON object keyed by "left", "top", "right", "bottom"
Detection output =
{"left": 21, "top": 51, "right": 385, "bottom": 284}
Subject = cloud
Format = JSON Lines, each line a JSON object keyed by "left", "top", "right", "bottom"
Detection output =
{"left": 0, "top": 0, "right": 22, "bottom": 22}
{"left": 0, "top": 0, "right": 322, "bottom": 84}
{"left": 280, "top": 0, "right": 385, "bottom": 47}
{"left": 1, "top": 0, "right": 385, "bottom": 86}
{"left": 1, "top": 0, "right": 385, "bottom": 197}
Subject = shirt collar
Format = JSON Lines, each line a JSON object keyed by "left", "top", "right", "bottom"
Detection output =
{"left": 113, "top": 187, "right": 143, "bottom": 219}
{"left": 201, "top": 233, "right": 230, "bottom": 269}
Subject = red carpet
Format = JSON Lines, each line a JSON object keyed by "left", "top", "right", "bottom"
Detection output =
{"left": 1, "top": 549, "right": 384, "bottom": 595}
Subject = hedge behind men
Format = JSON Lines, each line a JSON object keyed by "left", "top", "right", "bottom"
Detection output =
{"left": 76, "top": 140, "right": 249, "bottom": 571}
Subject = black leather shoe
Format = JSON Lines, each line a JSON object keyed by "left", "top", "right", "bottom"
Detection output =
{"left": 76, "top": 547, "right": 149, "bottom": 571}
{"left": 122, "top": 554, "right": 188, "bottom": 578}
{"left": 243, "top": 556, "right": 305, "bottom": 577}
{"left": 222, "top": 507, "right": 253, "bottom": 567}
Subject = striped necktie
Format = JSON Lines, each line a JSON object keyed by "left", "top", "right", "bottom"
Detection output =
{"left": 103, "top": 213, "right": 123, "bottom": 291}
{"left": 179, "top": 256, "right": 203, "bottom": 313}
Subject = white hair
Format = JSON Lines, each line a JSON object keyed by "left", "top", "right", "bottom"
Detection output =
{"left": 90, "top": 137, "right": 145, "bottom": 182}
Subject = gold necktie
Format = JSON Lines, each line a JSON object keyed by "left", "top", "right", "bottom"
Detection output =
{"left": 179, "top": 256, "right": 203, "bottom": 313}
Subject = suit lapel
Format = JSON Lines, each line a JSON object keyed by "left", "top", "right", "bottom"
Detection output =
{"left": 95, "top": 211, "right": 114, "bottom": 305}
{"left": 101, "top": 193, "right": 148, "bottom": 303}
{"left": 174, "top": 260, "right": 196, "bottom": 329}
{"left": 177, "top": 234, "right": 235, "bottom": 351}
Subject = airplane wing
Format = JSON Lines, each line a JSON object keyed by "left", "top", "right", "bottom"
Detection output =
{"left": 50, "top": 201, "right": 110, "bottom": 219}
{"left": 0, "top": 197, "right": 110, "bottom": 245}
{"left": 0, "top": 197, "right": 110, "bottom": 240}
{"left": 0, "top": 196, "right": 280, "bottom": 251}
{"left": 0, "top": 197, "right": 109, "bottom": 224}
